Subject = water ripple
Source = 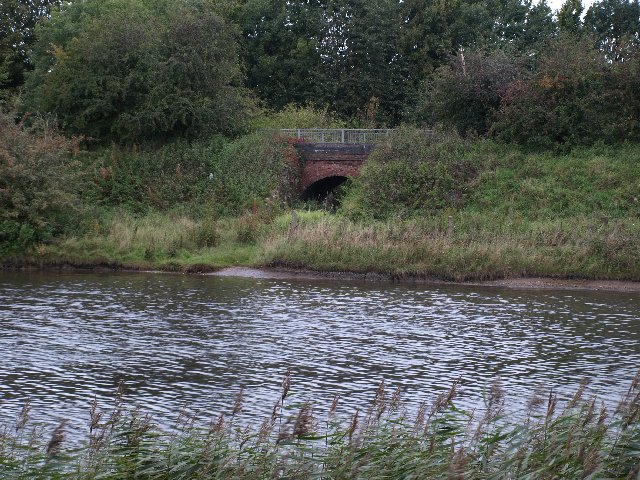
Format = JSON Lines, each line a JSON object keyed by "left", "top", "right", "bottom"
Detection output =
{"left": 1, "top": 271, "right": 639, "bottom": 434}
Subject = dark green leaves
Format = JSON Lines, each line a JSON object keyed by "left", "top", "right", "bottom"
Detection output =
{"left": 23, "top": 0, "right": 253, "bottom": 143}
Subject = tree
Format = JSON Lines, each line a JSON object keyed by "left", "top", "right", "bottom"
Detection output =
{"left": 22, "top": 0, "right": 253, "bottom": 143}
{"left": 485, "top": 0, "right": 556, "bottom": 52}
{"left": 0, "top": 0, "right": 61, "bottom": 94}
{"left": 492, "top": 36, "right": 639, "bottom": 147}
{"left": 233, "top": 0, "right": 325, "bottom": 110}
{"left": 558, "top": 0, "right": 584, "bottom": 34}
{"left": 585, "top": 0, "right": 640, "bottom": 59}
{"left": 414, "top": 50, "right": 525, "bottom": 135}
{"left": 317, "top": 0, "right": 411, "bottom": 125}
{"left": 399, "top": 0, "right": 493, "bottom": 85}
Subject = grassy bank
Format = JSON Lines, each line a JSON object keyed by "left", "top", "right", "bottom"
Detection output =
{"left": 4, "top": 209, "right": 639, "bottom": 283}
{"left": 262, "top": 211, "right": 640, "bottom": 282}
{"left": 2, "top": 373, "right": 639, "bottom": 479}
{"left": 3, "top": 119, "right": 639, "bottom": 281}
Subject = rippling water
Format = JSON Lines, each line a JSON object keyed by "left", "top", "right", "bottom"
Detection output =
{"left": 1, "top": 271, "right": 639, "bottom": 434}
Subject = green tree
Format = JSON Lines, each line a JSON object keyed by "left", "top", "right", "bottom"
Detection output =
{"left": 414, "top": 50, "right": 525, "bottom": 135}
{"left": 234, "top": 0, "right": 325, "bottom": 110}
{"left": 317, "top": 0, "right": 410, "bottom": 125}
{"left": 0, "top": 0, "right": 61, "bottom": 95}
{"left": 22, "top": 0, "right": 253, "bottom": 143}
{"left": 486, "top": 0, "right": 556, "bottom": 52}
{"left": 585, "top": 0, "right": 640, "bottom": 59}
{"left": 399, "top": 0, "right": 493, "bottom": 86}
{"left": 558, "top": 0, "right": 584, "bottom": 34}
{"left": 492, "top": 36, "right": 638, "bottom": 148}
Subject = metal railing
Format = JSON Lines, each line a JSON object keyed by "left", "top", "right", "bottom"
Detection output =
{"left": 268, "top": 128, "right": 395, "bottom": 144}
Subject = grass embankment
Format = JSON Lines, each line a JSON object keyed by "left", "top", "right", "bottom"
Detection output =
{"left": 8, "top": 208, "right": 638, "bottom": 282}
{"left": 3, "top": 374, "right": 640, "bottom": 479}
{"left": 267, "top": 143, "right": 640, "bottom": 281}
{"left": 7, "top": 211, "right": 261, "bottom": 272}
{"left": 262, "top": 212, "right": 640, "bottom": 281}
{"left": 2, "top": 136, "right": 639, "bottom": 281}
{"left": 265, "top": 142, "right": 640, "bottom": 281}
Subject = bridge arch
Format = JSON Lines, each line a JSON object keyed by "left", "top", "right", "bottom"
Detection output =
{"left": 301, "top": 175, "right": 350, "bottom": 201}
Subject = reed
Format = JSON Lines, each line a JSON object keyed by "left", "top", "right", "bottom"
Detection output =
{"left": 2, "top": 373, "right": 639, "bottom": 479}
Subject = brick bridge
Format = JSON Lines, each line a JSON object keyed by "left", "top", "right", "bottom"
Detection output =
{"left": 277, "top": 129, "right": 392, "bottom": 199}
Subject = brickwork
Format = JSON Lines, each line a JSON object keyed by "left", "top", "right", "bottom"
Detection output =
{"left": 295, "top": 143, "right": 374, "bottom": 191}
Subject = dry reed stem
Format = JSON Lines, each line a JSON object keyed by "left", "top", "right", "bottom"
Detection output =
{"left": 46, "top": 420, "right": 68, "bottom": 456}
{"left": 15, "top": 401, "right": 30, "bottom": 432}
{"left": 232, "top": 387, "right": 244, "bottom": 418}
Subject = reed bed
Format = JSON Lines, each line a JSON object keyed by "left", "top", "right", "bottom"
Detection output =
{"left": 2, "top": 372, "right": 639, "bottom": 479}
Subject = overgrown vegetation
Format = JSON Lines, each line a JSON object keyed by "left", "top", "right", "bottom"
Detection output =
{"left": 22, "top": 0, "right": 253, "bottom": 142}
{"left": 262, "top": 210, "right": 640, "bottom": 281}
{"left": 0, "top": 111, "right": 83, "bottom": 255}
{"left": 2, "top": 372, "right": 639, "bottom": 479}
{"left": 342, "top": 127, "right": 484, "bottom": 219}
{"left": 86, "top": 133, "right": 299, "bottom": 216}
{"left": 3, "top": 114, "right": 640, "bottom": 282}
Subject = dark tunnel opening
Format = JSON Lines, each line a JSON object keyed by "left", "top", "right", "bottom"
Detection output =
{"left": 301, "top": 176, "right": 349, "bottom": 204}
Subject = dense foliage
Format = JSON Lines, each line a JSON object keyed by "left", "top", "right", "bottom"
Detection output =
{"left": 0, "top": 0, "right": 61, "bottom": 100}
{"left": 343, "top": 127, "right": 483, "bottom": 219}
{"left": 0, "top": 112, "right": 82, "bottom": 254}
{"left": 22, "top": 0, "right": 253, "bottom": 142}
{"left": 89, "top": 134, "right": 300, "bottom": 216}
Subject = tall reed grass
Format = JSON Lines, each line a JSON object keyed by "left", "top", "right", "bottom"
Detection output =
{"left": 2, "top": 373, "right": 639, "bottom": 479}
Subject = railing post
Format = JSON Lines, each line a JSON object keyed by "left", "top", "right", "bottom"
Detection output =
{"left": 341, "top": 129, "right": 345, "bottom": 143}
{"left": 297, "top": 128, "right": 301, "bottom": 139}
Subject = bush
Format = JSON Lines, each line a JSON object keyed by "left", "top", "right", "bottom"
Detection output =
{"left": 414, "top": 50, "right": 525, "bottom": 136}
{"left": 342, "top": 126, "right": 484, "bottom": 219}
{"left": 91, "top": 138, "right": 225, "bottom": 212}
{"left": 251, "top": 104, "right": 346, "bottom": 129}
{"left": 492, "top": 35, "right": 640, "bottom": 149}
{"left": 208, "top": 133, "right": 302, "bottom": 216}
{"left": 0, "top": 112, "right": 82, "bottom": 255}
{"left": 88, "top": 133, "right": 300, "bottom": 217}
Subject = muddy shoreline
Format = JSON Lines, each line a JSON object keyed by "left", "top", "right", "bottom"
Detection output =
{"left": 211, "top": 267, "right": 640, "bottom": 292}
{"left": 3, "top": 260, "right": 640, "bottom": 292}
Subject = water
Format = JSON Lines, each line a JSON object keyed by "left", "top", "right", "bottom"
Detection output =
{"left": 1, "top": 271, "right": 639, "bottom": 435}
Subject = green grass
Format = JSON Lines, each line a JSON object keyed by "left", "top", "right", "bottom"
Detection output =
{"left": 467, "top": 143, "right": 640, "bottom": 220}
{"left": 7, "top": 210, "right": 262, "bottom": 272}
{"left": 3, "top": 208, "right": 639, "bottom": 282}
{"left": 2, "top": 373, "right": 639, "bottom": 479}
{"left": 261, "top": 211, "right": 640, "bottom": 281}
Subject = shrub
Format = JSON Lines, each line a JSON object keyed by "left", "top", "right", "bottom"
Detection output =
{"left": 91, "top": 138, "right": 225, "bottom": 212}
{"left": 342, "top": 126, "right": 484, "bottom": 219}
{"left": 492, "top": 35, "right": 640, "bottom": 149}
{"left": 209, "top": 133, "right": 302, "bottom": 216}
{"left": 0, "top": 112, "right": 82, "bottom": 255}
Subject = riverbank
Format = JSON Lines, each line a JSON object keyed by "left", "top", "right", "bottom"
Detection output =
{"left": 2, "top": 210, "right": 639, "bottom": 292}
{"left": 212, "top": 267, "right": 640, "bottom": 292}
